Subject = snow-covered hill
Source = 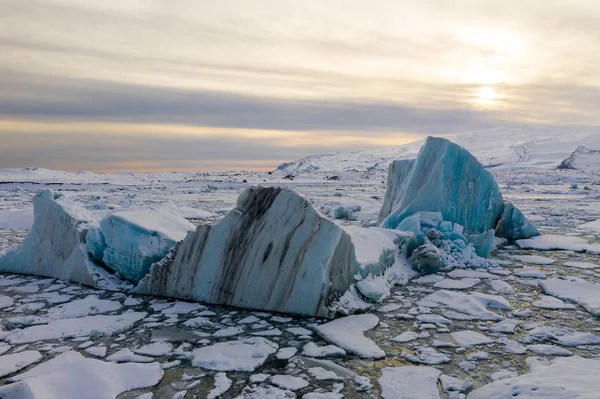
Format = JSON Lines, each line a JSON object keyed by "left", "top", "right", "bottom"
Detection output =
{"left": 276, "top": 125, "right": 600, "bottom": 176}
{"left": 558, "top": 146, "right": 600, "bottom": 171}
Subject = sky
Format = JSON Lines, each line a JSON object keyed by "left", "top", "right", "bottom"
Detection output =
{"left": 1, "top": 0, "right": 599, "bottom": 172}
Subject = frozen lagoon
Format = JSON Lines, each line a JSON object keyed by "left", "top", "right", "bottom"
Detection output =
{"left": 0, "top": 165, "right": 600, "bottom": 398}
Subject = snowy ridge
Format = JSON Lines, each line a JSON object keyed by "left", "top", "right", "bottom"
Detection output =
{"left": 276, "top": 125, "right": 600, "bottom": 175}
{"left": 558, "top": 145, "right": 600, "bottom": 171}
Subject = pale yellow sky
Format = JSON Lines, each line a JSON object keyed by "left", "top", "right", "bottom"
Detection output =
{"left": 0, "top": 0, "right": 599, "bottom": 171}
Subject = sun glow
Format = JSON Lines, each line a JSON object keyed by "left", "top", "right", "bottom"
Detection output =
{"left": 476, "top": 86, "right": 498, "bottom": 105}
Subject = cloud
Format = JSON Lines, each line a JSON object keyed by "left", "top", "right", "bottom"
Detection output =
{"left": 0, "top": 70, "right": 508, "bottom": 134}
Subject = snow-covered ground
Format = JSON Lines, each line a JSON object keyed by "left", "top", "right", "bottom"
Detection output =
{"left": 1, "top": 129, "right": 600, "bottom": 398}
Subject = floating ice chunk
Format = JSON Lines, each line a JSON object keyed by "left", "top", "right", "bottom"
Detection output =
{"left": 527, "top": 344, "right": 573, "bottom": 356}
{"left": 563, "top": 261, "right": 599, "bottom": 269}
{"left": 0, "top": 350, "right": 42, "bottom": 378}
{"left": 440, "top": 374, "right": 472, "bottom": 392}
{"left": 107, "top": 348, "right": 154, "bottom": 363}
{"left": 488, "top": 280, "right": 514, "bottom": 295}
{"left": 276, "top": 347, "right": 297, "bottom": 360}
{"left": 84, "top": 346, "right": 107, "bottom": 358}
{"left": 489, "top": 319, "right": 519, "bottom": 334}
{"left": 0, "top": 190, "right": 126, "bottom": 290}
{"left": 270, "top": 375, "right": 309, "bottom": 391}
{"left": 6, "top": 312, "right": 147, "bottom": 344}
{"left": 0, "top": 295, "right": 14, "bottom": 309}
{"left": 191, "top": 337, "right": 278, "bottom": 372}
{"left": 433, "top": 278, "right": 480, "bottom": 290}
{"left": 0, "top": 351, "right": 163, "bottom": 399}
{"left": 424, "top": 290, "right": 510, "bottom": 321}
{"left": 378, "top": 366, "right": 441, "bottom": 399}
{"left": 516, "top": 235, "right": 595, "bottom": 252}
{"left": 514, "top": 267, "right": 547, "bottom": 279}
{"left": 450, "top": 331, "right": 493, "bottom": 347}
{"left": 207, "top": 373, "right": 232, "bottom": 399}
{"left": 540, "top": 277, "right": 600, "bottom": 316}
{"left": 134, "top": 341, "right": 173, "bottom": 357}
{"left": 402, "top": 347, "right": 450, "bottom": 365}
{"left": 525, "top": 326, "right": 600, "bottom": 346}
{"left": 532, "top": 295, "right": 576, "bottom": 310}
{"left": 134, "top": 187, "right": 362, "bottom": 318}
{"left": 302, "top": 342, "right": 346, "bottom": 358}
{"left": 87, "top": 209, "right": 194, "bottom": 283}
{"left": 511, "top": 255, "right": 555, "bottom": 265}
{"left": 314, "top": 314, "right": 384, "bottom": 359}
{"left": 391, "top": 331, "right": 419, "bottom": 343}
{"left": 468, "top": 356, "right": 600, "bottom": 399}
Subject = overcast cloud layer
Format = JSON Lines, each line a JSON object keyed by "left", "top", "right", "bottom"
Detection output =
{"left": 1, "top": 0, "right": 599, "bottom": 171}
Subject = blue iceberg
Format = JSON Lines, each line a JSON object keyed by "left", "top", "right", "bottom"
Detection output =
{"left": 87, "top": 209, "right": 194, "bottom": 283}
{"left": 380, "top": 137, "right": 539, "bottom": 245}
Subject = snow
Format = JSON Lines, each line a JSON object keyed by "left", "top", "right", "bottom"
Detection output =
{"left": 6, "top": 312, "right": 147, "bottom": 344}
{"left": 378, "top": 366, "right": 441, "bottom": 399}
{"left": 0, "top": 351, "right": 163, "bottom": 399}
{"left": 0, "top": 350, "right": 42, "bottom": 377}
{"left": 468, "top": 356, "right": 600, "bottom": 399}
{"left": 87, "top": 209, "right": 193, "bottom": 283}
{"left": 313, "top": 314, "right": 384, "bottom": 359}
{"left": 540, "top": 277, "right": 600, "bottom": 315}
{"left": 191, "top": 337, "right": 278, "bottom": 372}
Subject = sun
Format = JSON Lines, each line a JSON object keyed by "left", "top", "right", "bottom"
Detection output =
{"left": 478, "top": 86, "right": 496, "bottom": 101}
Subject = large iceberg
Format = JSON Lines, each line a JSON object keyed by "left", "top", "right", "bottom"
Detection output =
{"left": 87, "top": 209, "right": 194, "bottom": 283}
{"left": 379, "top": 136, "right": 539, "bottom": 240}
{"left": 134, "top": 186, "right": 370, "bottom": 318}
{"left": 0, "top": 190, "right": 126, "bottom": 290}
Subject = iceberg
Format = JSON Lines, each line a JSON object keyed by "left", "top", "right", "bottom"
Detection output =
{"left": 494, "top": 202, "right": 540, "bottom": 240}
{"left": 379, "top": 137, "right": 539, "bottom": 255}
{"left": 377, "top": 159, "right": 415, "bottom": 225}
{"left": 134, "top": 186, "right": 367, "bottom": 318}
{"left": 87, "top": 209, "right": 194, "bottom": 283}
{"left": 0, "top": 190, "right": 126, "bottom": 290}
